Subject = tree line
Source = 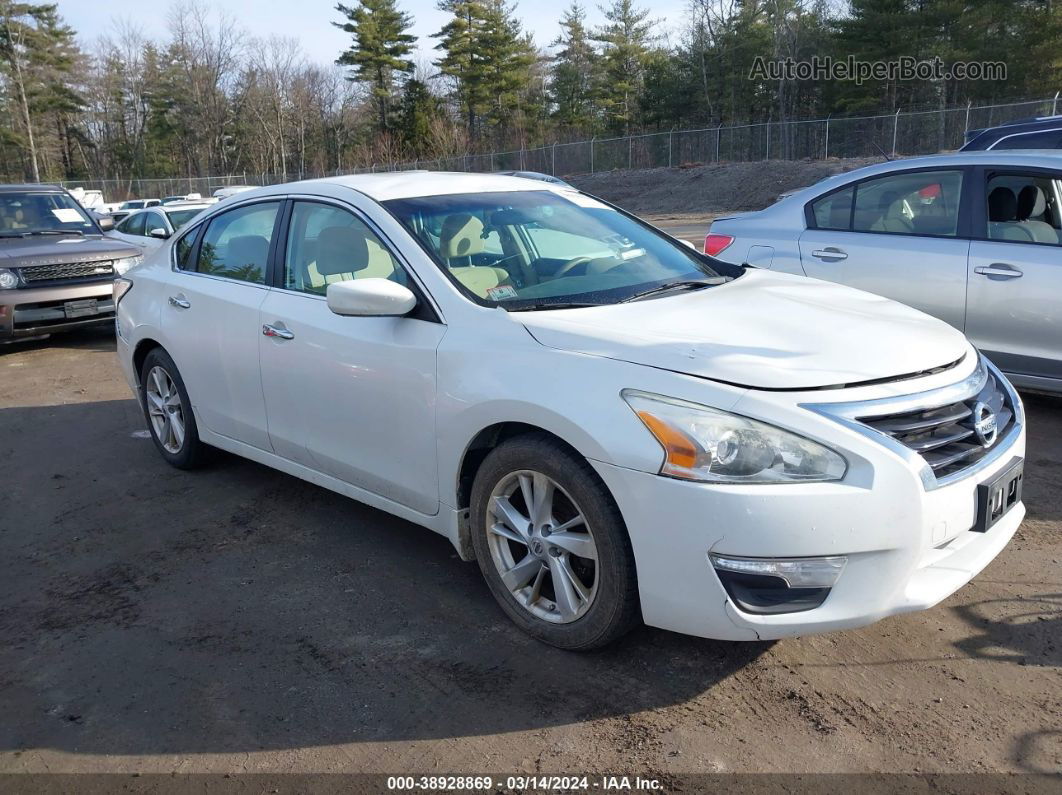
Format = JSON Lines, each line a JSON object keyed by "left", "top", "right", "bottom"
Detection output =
{"left": 0, "top": 0, "right": 1059, "bottom": 184}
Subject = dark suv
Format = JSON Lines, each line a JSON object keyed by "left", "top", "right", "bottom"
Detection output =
{"left": 961, "top": 115, "right": 1062, "bottom": 151}
{"left": 0, "top": 184, "right": 141, "bottom": 341}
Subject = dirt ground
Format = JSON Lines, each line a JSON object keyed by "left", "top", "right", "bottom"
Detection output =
{"left": 0, "top": 321, "right": 1059, "bottom": 780}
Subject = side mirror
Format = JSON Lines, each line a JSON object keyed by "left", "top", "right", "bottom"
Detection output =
{"left": 97, "top": 216, "right": 114, "bottom": 231}
{"left": 149, "top": 227, "right": 169, "bottom": 239}
{"left": 326, "top": 278, "right": 417, "bottom": 317}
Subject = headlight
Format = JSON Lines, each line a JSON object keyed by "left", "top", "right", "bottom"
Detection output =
{"left": 113, "top": 255, "right": 143, "bottom": 275}
{"left": 623, "top": 390, "right": 847, "bottom": 483}
{"left": 0, "top": 268, "right": 18, "bottom": 289}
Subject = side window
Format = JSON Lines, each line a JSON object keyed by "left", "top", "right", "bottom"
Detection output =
{"left": 851, "top": 170, "right": 963, "bottom": 237}
{"left": 283, "top": 201, "right": 406, "bottom": 295}
{"left": 175, "top": 229, "right": 196, "bottom": 269}
{"left": 144, "top": 211, "right": 166, "bottom": 235}
{"left": 985, "top": 173, "right": 1061, "bottom": 245}
{"left": 992, "top": 130, "right": 1062, "bottom": 151}
{"left": 195, "top": 201, "right": 280, "bottom": 284}
{"left": 810, "top": 186, "right": 854, "bottom": 231}
{"left": 120, "top": 213, "right": 146, "bottom": 236}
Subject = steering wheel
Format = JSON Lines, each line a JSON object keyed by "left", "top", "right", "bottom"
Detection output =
{"left": 553, "top": 256, "right": 595, "bottom": 279}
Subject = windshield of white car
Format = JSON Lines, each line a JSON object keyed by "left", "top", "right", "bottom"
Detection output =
{"left": 384, "top": 190, "right": 741, "bottom": 309}
{"left": 120, "top": 200, "right": 145, "bottom": 210}
{"left": 0, "top": 191, "right": 98, "bottom": 236}
{"left": 165, "top": 208, "right": 203, "bottom": 229}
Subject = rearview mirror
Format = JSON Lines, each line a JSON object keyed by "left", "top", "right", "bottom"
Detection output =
{"left": 96, "top": 216, "right": 114, "bottom": 231}
{"left": 326, "top": 278, "right": 417, "bottom": 317}
{"left": 149, "top": 227, "right": 169, "bottom": 239}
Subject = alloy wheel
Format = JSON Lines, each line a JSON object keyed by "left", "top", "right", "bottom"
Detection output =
{"left": 145, "top": 365, "right": 186, "bottom": 454}
{"left": 485, "top": 469, "right": 599, "bottom": 623}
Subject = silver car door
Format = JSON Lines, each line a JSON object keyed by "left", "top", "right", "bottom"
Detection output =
{"left": 798, "top": 168, "right": 970, "bottom": 331}
{"left": 966, "top": 170, "right": 1062, "bottom": 385}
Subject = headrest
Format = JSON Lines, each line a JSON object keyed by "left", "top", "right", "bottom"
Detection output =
{"left": 440, "top": 213, "right": 485, "bottom": 259}
{"left": 227, "top": 235, "right": 269, "bottom": 267}
{"left": 987, "top": 187, "right": 1017, "bottom": 222}
{"left": 878, "top": 190, "right": 900, "bottom": 211}
{"left": 1017, "top": 185, "right": 1046, "bottom": 220}
{"left": 316, "top": 225, "right": 369, "bottom": 276}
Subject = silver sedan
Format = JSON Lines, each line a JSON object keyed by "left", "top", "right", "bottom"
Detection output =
{"left": 706, "top": 151, "right": 1062, "bottom": 393}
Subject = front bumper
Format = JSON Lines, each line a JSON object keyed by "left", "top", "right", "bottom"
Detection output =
{"left": 593, "top": 363, "right": 1027, "bottom": 641}
{"left": 0, "top": 281, "right": 115, "bottom": 339}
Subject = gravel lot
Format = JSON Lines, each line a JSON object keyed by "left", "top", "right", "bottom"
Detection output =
{"left": 0, "top": 328, "right": 1060, "bottom": 777}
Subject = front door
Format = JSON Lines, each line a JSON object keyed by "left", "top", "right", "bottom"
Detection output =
{"left": 258, "top": 199, "right": 446, "bottom": 515}
{"left": 965, "top": 169, "right": 1062, "bottom": 381}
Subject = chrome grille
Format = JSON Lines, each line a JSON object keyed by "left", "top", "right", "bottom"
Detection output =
{"left": 859, "top": 371, "right": 1015, "bottom": 479}
{"left": 19, "top": 260, "right": 114, "bottom": 283}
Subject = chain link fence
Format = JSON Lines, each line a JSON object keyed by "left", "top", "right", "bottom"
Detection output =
{"left": 61, "top": 94, "right": 1061, "bottom": 200}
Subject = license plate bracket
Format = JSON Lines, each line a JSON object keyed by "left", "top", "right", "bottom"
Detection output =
{"left": 974, "top": 456, "right": 1024, "bottom": 533}
{"left": 63, "top": 298, "right": 99, "bottom": 319}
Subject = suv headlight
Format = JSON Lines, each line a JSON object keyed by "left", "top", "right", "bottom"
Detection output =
{"left": 113, "top": 255, "right": 143, "bottom": 275}
{"left": 0, "top": 268, "right": 18, "bottom": 289}
{"left": 623, "top": 390, "right": 847, "bottom": 483}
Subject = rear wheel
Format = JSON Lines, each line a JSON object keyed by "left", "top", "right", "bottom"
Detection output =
{"left": 140, "top": 348, "right": 208, "bottom": 470}
{"left": 470, "top": 434, "right": 640, "bottom": 650}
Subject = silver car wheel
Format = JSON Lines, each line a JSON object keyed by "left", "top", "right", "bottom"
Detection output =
{"left": 145, "top": 365, "right": 186, "bottom": 454}
{"left": 485, "top": 469, "right": 599, "bottom": 624}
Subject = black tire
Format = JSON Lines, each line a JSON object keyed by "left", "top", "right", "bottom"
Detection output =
{"left": 470, "top": 433, "right": 640, "bottom": 650}
{"left": 139, "top": 347, "right": 209, "bottom": 470}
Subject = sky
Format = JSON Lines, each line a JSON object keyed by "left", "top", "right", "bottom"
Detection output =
{"left": 56, "top": 0, "right": 691, "bottom": 64}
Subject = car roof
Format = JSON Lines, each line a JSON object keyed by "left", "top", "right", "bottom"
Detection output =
{"left": 225, "top": 171, "right": 569, "bottom": 203}
{"left": 0, "top": 183, "right": 66, "bottom": 193}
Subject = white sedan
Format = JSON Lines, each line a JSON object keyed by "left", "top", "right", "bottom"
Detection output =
{"left": 114, "top": 173, "right": 1026, "bottom": 649}
{"left": 109, "top": 203, "right": 212, "bottom": 254}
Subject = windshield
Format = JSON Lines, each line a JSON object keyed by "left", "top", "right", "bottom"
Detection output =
{"left": 120, "top": 200, "right": 145, "bottom": 210}
{"left": 0, "top": 191, "right": 97, "bottom": 235}
{"left": 165, "top": 208, "right": 204, "bottom": 229}
{"left": 384, "top": 190, "right": 740, "bottom": 309}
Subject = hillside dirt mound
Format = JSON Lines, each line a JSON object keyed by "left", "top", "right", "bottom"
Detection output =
{"left": 567, "top": 157, "right": 880, "bottom": 217}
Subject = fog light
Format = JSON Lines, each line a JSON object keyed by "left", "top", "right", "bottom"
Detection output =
{"left": 710, "top": 554, "right": 846, "bottom": 615}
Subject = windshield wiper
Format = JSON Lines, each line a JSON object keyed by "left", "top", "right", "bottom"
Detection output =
{"left": 506, "top": 301, "right": 603, "bottom": 312}
{"left": 619, "top": 278, "right": 725, "bottom": 303}
{"left": 25, "top": 229, "right": 86, "bottom": 236}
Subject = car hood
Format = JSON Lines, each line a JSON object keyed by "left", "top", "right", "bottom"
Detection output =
{"left": 0, "top": 235, "right": 140, "bottom": 266}
{"left": 518, "top": 269, "right": 970, "bottom": 390}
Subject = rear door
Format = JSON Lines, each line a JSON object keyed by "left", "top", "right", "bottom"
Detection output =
{"left": 965, "top": 167, "right": 1062, "bottom": 382}
{"left": 161, "top": 200, "right": 283, "bottom": 451}
{"left": 798, "top": 168, "right": 970, "bottom": 330}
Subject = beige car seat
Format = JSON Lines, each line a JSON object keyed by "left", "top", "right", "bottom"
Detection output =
{"left": 439, "top": 213, "right": 512, "bottom": 298}
{"left": 304, "top": 225, "right": 397, "bottom": 291}
{"left": 987, "top": 187, "right": 1035, "bottom": 242}
{"left": 870, "top": 191, "right": 913, "bottom": 233}
{"left": 1017, "top": 185, "right": 1060, "bottom": 244}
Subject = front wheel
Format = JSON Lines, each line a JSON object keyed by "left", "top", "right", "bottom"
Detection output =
{"left": 470, "top": 434, "right": 640, "bottom": 650}
{"left": 140, "top": 348, "right": 209, "bottom": 470}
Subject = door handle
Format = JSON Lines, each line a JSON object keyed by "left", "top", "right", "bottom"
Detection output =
{"left": 811, "top": 247, "right": 847, "bottom": 261}
{"left": 262, "top": 323, "right": 294, "bottom": 340}
{"left": 974, "top": 264, "right": 1023, "bottom": 279}
{"left": 168, "top": 295, "right": 190, "bottom": 309}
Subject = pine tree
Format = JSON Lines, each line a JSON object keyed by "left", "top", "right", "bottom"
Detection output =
{"left": 0, "top": 1, "right": 83, "bottom": 181}
{"left": 433, "top": 0, "right": 535, "bottom": 143}
{"left": 334, "top": 0, "right": 416, "bottom": 133}
{"left": 592, "top": 0, "right": 653, "bottom": 134}
{"left": 395, "top": 77, "right": 443, "bottom": 155}
{"left": 550, "top": 2, "right": 598, "bottom": 133}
